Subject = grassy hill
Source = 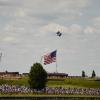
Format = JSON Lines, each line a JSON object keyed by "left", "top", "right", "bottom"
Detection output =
{"left": 0, "top": 77, "right": 100, "bottom": 88}
{"left": 47, "top": 78, "right": 100, "bottom": 88}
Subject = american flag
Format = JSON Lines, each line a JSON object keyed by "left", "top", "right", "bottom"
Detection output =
{"left": 44, "top": 50, "right": 57, "bottom": 65}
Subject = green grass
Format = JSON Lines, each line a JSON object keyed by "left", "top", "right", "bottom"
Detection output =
{"left": 64, "top": 78, "right": 100, "bottom": 88}
{"left": 0, "top": 77, "right": 29, "bottom": 86}
{"left": 47, "top": 78, "right": 100, "bottom": 88}
{"left": 0, "top": 93, "right": 100, "bottom": 98}
{"left": 0, "top": 77, "right": 100, "bottom": 88}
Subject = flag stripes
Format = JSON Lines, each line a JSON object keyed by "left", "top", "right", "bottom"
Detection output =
{"left": 44, "top": 50, "right": 56, "bottom": 65}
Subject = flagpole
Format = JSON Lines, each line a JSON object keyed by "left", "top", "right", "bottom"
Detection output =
{"left": 56, "top": 50, "right": 58, "bottom": 73}
{"left": 56, "top": 60, "right": 58, "bottom": 73}
{"left": 0, "top": 52, "right": 2, "bottom": 72}
{"left": 40, "top": 56, "right": 43, "bottom": 65}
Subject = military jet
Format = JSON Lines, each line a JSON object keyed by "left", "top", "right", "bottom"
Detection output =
{"left": 56, "top": 31, "right": 62, "bottom": 37}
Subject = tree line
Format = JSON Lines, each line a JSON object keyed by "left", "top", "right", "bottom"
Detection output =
{"left": 82, "top": 70, "right": 96, "bottom": 78}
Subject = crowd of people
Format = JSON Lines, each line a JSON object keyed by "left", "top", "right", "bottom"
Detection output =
{"left": 0, "top": 84, "right": 100, "bottom": 95}
{"left": 45, "top": 87, "right": 100, "bottom": 95}
{"left": 0, "top": 84, "right": 33, "bottom": 93}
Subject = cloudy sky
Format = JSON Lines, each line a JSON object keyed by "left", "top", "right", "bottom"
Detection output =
{"left": 0, "top": 0, "right": 100, "bottom": 76}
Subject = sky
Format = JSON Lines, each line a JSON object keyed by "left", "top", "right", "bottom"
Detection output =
{"left": 0, "top": 0, "right": 100, "bottom": 76}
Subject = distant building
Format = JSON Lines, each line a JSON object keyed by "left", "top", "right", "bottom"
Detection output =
{"left": 22, "top": 72, "right": 68, "bottom": 79}
{"left": 0, "top": 71, "right": 68, "bottom": 79}
{"left": 47, "top": 73, "right": 68, "bottom": 79}
{"left": 0, "top": 71, "right": 21, "bottom": 80}
{"left": 67, "top": 76, "right": 82, "bottom": 78}
{"left": 22, "top": 73, "right": 29, "bottom": 77}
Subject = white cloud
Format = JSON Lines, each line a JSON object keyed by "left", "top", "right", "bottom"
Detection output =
{"left": 14, "top": 8, "right": 27, "bottom": 17}
{"left": 2, "top": 36, "right": 15, "bottom": 42}
{"left": 38, "top": 23, "right": 68, "bottom": 35}
{"left": 84, "top": 26, "right": 94, "bottom": 34}
{"left": 68, "top": 24, "right": 83, "bottom": 34}
{"left": 38, "top": 23, "right": 84, "bottom": 37}
{"left": 0, "top": 0, "right": 90, "bottom": 19}
{"left": 22, "top": 0, "right": 90, "bottom": 10}
{"left": 93, "top": 16, "right": 100, "bottom": 23}
{"left": 86, "top": 16, "right": 100, "bottom": 33}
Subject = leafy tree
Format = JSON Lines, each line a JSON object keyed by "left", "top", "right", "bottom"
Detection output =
{"left": 91, "top": 70, "right": 96, "bottom": 78}
{"left": 28, "top": 63, "right": 47, "bottom": 90}
{"left": 82, "top": 70, "right": 85, "bottom": 77}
